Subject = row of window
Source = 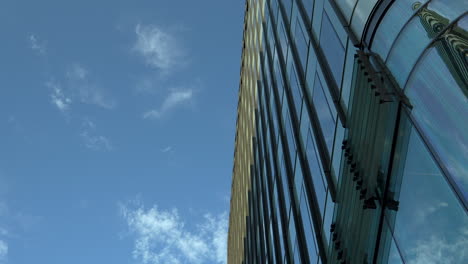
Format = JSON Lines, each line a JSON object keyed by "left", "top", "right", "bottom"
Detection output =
{"left": 242, "top": 0, "right": 354, "bottom": 263}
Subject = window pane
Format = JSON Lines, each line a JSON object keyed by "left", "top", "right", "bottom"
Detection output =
{"left": 306, "top": 131, "right": 327, "bottom": 215}
{"left": 390, "top": 125, "right": 468, "bottom": 263}
{"left": 386, "top": 0, "right": 466, "bottom": 87}
{"left": 405, "top": 23, "right": 468, "bottom": 197}
{"left": 313, "top": 76, "right": 335, "bottom": 152}
{"left": 372, "top": 0, "right": 430, "bottom": 60}
{"left": 320, "top": 12, "right": 345, "bottom": 86}
{"left": 300, "top": 188, "right": 319, "bottom": 263}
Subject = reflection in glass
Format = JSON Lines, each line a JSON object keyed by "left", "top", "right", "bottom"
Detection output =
{"left": 390, "top": 125, "right": 468, "bottom": 263}
{"left": 372, "top": 0, "right": 430, "bottom": 60}
{"left": 386, "top": 1, "right": 466, "bottom": 87}
{"left": 319, "top": 12, "right": 345, "bottom": 86}
{"left": 313, "top": 76, "right": 335, "bottom": 152}
{"left": 405, "top": 16, "right": 468, "bottom": 198}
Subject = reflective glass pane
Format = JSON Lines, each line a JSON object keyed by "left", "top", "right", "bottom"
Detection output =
{"left": 322, "top": 191, "right": 334, "bottom": 243}
{"left": 306, "top": 131, "right": 327, "bottom": 215}
{"left": 300, "top": 189, "right": 319, "bottom": 263}
{"left": 313, "top": 75, "right": 335, "bottom": 152}
{"left": 386, "top": 0, "right": 466, "bottom": 87}
{"left": 391, "top": 126, "right": 468, "bottom": 263}
{"left": 405, "top": 31, "right": 468, "bottom": 198}
{"left": 372, "top": 0, "right": 430, "bottom": 60}
{"left": 350, "top": 0, "right": 378, "bottom": 40}
{"left": 300, "top": 0, "right": 314, "bottom": 25}
{"left": 334, "top": 0, "right": 358, "bottom": 23}
{"left": 294, "top": 17, "right": 309, "bottom": 70}
{"left": 320, "top": 12, "right": 345, "bottom": 86}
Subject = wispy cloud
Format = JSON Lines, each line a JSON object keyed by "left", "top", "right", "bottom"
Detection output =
{"left": 66, "top": 64, "right": 116, "bottom": 109}
{"left": 0, "top": 240, "right": 7, "bottom": 263}
{"left": 143, "top": 90, "right": 193, "bottom": 119}
{"left": 405, "top": 227, "right": 468, "bottom": 264}
{"left": 29, "top": 34, "right": 46, "bottom": 55}
{"left": 67, "top": 64, "right": 88, "bottom": 80}
{"left": 120, "top": 201, "right": 227, "bottom": 264}
{"left": 80, "top": 119, "right": 113, "bottom": 151}
{"left": 161, "top": 146, "right": 173, "bottom": 153}
{"left": 46, "top": 80, "right": 72, "bottom": 112}
{"left": 46, "top": 64, "right": 116, "bottom": 113}
{"left": 134, "top": 24, "right": 185, "bottom": 73}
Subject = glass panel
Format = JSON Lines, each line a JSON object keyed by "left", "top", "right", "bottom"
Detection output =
{"left": 350, "top": 0, "right": 379, "bottom": 40}
{"left": 320, "top": 11, "right": 345, "bottom": 86}
{"left": 300, "top": 107, "right": 311, "bottom": 145}
{"left": 331, "top": 119, "right": 344, "bottom": 182}
{"left": 313, "top": 75, "right": 335, "bottom": 152}
{"left": 341, "top": 39, "right": 358, "bottom": 111}
{"left": 323, "top": 190, "right": 334, "bottom": 244}
{"left": 311, "top": 0, "right": 324, "bottom": 39}
{"left": 278, "top": 19, "right": 289, "bottom": 59}
{"left": 294, "top": 162, "right": 304, "bottom": 195}
{"left": 372, "top": 0, "right": 430, "bottom": 60}
{"left": 290, "top": 67, "right": 304, "bottom": 117}
{"left": 300, "top": 0, "right": 314, "bottom": 26}
{"left": 300, "top": 188, "right": 319, "bottom": 263}
{"left": 390, "top": 125, "right": 468, "bottom": 264}
{"left": 334, "top": 0, "right": 358, "bottom": 23}
{"left": 405, "top": 27, "right": 468, "bottom": 198}
{"left": 294, "top": 17, "right": 309, "bottom": 70}
{"left": 386, "top": 0, "right": 466, "bottom": 87}
{"left": 306, "top": 131, "right": 327, "bottom": 215}
{"left": 280, "top": 156, "right": 291, "bottom": 211}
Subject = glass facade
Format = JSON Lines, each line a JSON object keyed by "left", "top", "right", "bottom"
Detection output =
{"left": 228, "top": 0, "right": 468, "bottom": 263}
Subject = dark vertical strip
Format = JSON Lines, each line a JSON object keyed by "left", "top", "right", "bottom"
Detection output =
{"left": 258, "top": 69, "right": 285, "bottom": 264}
{"left": 255, "top": 102, "right": 275, "bottom": 263}
{"left": 262, "top": 36, "right": 295, "bottom": 262}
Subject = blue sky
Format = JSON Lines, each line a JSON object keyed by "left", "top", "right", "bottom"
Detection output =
{"left": 0, "top": 1, "right": 244, "bottom": 263}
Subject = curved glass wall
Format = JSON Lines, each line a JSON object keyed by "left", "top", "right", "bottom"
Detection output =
{"left": 405, "top": 15, "right": 468, "bottom": 199}
{"left": 371, "top": 0, "right": 468, "bottom": 203}
{"left": 386, "top": 0, "right": 466, "bottom": 87}
{"left": 380, "top": 112, "right": 468, "bottom": 263}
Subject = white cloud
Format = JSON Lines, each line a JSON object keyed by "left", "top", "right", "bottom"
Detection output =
{"left": 46, "top": 80, "right": 72, "bottom": 112}
{"left": 0, "top": 240, "right": 7, "bottom": 262}
{"left": 47, "top": 64, "right": 115, "bottom": 113}
{"left": 143, "top": 90, "right": 193, "bottom": 119}
{"left": 80, "top": 119, "right": 113, "bottom": 151}
{"left": 161, "top": 146, "right": 173, "bottom": 153}
{"left": 29, "top": 34, "right": 46, "bottom": 54}
{"left": 67, "top": 64, "right": 88, "bottom": 80}
{"left": 134, "top": 24, "right": 184, "bottom": 72}
{"left": 120, "top": 201, "right": 227, "bottom": 264}
{"left": 66, "top": 64, "right": 116, "bottom": 109}
{"left": 406, "top": 227, "right": 468, "bottom": 264}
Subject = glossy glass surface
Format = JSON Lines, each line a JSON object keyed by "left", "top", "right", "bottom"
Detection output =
{"left": 372, "top": 0, "right": 430, "bottom": 60}
{"left": 350, "top": 0, "right": 378, "bottom": 40}
{"left": 294, "top": 16, "right": 309, "bottom": 70}
{"left": 405, "top": 25, "right": 468, "bottom": 198}
{"left": 389, "top": 122, "right": 468, "bottom": 263}
{"left": 306, "top": 130, "right": 327, "bottom": 216}
{"left": 300, "top": 188, "right": 319, "bottom": 263}
{"left": 300, "top": 0, "right": 315, "bottom": 25}
{"left": 334, "top": 0, "right": 358, "bottom": 23}
{"left": 320, "top": 11, "right": 345, "bottom": 86}
{"left": 312, "top": 75, "right": 335, "bottom": 152}
{"left": 386, "top": 0, "right": 466, "bottom": 87}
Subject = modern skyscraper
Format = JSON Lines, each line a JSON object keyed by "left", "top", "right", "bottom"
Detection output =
{"left": 228, "top": 0, "right": 468, "bottom": 263}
